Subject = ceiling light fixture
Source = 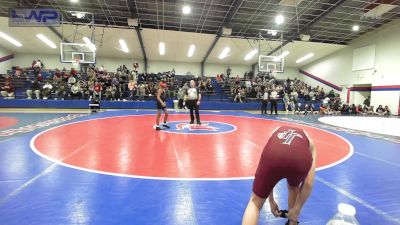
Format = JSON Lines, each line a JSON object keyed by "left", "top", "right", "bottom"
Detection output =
{"left": 159, "top": 42, "right": 165, "bottom": 55}
{"left": 296, "top": 53, "right": 314, "bottom": 64}
{"left": 275, "top": 15, "right": 284, "bottom": 25}
{"left": 36, "top": 34, "right": 57, "bottom": 49}
{"left": 182, "top": 5, "right": 191, "bottom": 14}
{"left": 244, "top": 49, "right": 258, "bottom": 61}
{"left": 218, "top": 47, "right": 230, "bottom": 59}
{"left": 82, "top": 37, "right": 96, "bottom": 51}
{"left": 119, "top": 39, "right": 129, "bottom": 53}
{"left": 188, "top": 44, "right": 195, "bottom": 57}
{"left": 0, "top": 31, "right": 22, "bottom": 47}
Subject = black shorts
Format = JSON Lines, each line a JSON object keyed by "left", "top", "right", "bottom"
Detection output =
{"left": 156, "top": 102, "right": 166, "bottom": 110}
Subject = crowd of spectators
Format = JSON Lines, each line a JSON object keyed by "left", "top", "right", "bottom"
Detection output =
{"left": 0, "top": 60, "right": 215, "bottom": 102}
{"left": 214, "top": 72, "right": 392, "bottom": 116}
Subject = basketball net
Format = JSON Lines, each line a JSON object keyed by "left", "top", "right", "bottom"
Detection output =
{"left": 270, "top": 69, "right": 277, "bottom": 78}
{"left": 72, "top": 58, "right": 80, "bottom": 71}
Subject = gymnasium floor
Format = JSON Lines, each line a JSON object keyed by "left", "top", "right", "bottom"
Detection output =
{"left": 0, "top": 109, "right": 399, "bottom": 225}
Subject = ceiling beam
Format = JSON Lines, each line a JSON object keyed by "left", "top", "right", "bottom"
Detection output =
{"left": 266, "top": 0, "right": 348, "bottom": 56}
{"left": 201, "top": 0, "right": 244, "bottom": 75}
{"left": 135, "top": 27, "right": 148, "bottom": 73}
{"left": 223, "top": 0, "right": 245, "bottom": 26}
{"left": 127, "top": 0, "right": 148, "bottom": 73}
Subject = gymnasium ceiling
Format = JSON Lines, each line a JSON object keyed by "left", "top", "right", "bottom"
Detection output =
{"left": 0, "top": 0, "right": 398, "bottom": 67}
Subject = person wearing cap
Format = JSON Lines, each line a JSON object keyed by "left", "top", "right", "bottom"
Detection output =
{"left": 155, "top": 82, "right": 170, "bottom": 131}
{"left": 184, "top": 80, "right": 202, "bottom": 125}
{"left": 242, "top": 126, "right": 317, "bottom": 225}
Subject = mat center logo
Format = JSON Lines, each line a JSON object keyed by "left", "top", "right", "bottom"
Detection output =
{"left": 162, "top": 121, "right": 236, "bottom": 134}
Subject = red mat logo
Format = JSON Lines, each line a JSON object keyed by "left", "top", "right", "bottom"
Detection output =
{"left": 176, "top": 123, "right": 218, "bottom": 131}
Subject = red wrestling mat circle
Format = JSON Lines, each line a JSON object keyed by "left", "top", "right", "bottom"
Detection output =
{"left": 0, "top": 116, "right": 19, "bottom": 130}
{"left": 31, "top": 114, "right": 352, "bottom": 179}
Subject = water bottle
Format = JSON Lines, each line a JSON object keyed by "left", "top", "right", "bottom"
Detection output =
{"left": 326, "top": 203, "right": 360, "bottom": 225}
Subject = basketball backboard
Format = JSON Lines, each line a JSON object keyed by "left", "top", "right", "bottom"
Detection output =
{"left": 60, "top": 43, "right": 96, "bottom": 64}
{"left": 259, "top": 55, "right": 284, "bottom": 73}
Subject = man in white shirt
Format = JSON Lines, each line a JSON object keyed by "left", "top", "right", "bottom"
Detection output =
{"left": 261, "top": 90, "right": 268, "bottom": 115}
{"left": 270, "top": 88, "right": 278, "bottom": 115}
{"left": 184, "top": 80, "right": 202, "bottom": 125}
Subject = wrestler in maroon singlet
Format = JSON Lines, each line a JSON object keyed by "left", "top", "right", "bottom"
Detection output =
{"left": 253, "top": 126, "right": 313, "bottom": 198}
{"left": 242, "top": 126, "right": 317, "bottom": 225}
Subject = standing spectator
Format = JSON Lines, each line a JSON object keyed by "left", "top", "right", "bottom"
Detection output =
{"left": 177, "top": 87, "right": 185, "bottom": 109}
{"left": 283, "top": 93, "right": 289, "bottom": 112}
{"left": 364, "top": 96, "right": 371, "bottom": 107}
{"left": 261, "top": 90, "right": 268, "bottom": 115}
{"left": 128, "top": 80, "right": 137, "bottom": 101}
{"left": 269, "top": 88, "right": 278, "bottom": 115}
{"left": 138, "top": 83, "right": 146, "bottom": 101}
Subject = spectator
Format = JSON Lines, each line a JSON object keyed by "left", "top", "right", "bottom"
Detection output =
{"left": 70, "top": 82, "right": 82, "bottom": 100}
{"left": 55, "top": 81, "right": 68, "bottom": 100}
{"left": 177, "top": 87, "right": 185, "bottom": 109}
{"left": 1, "top": 80, "right": 15, "bottom": 99}
{"left": 42, "top": 80, "right": 53, "bottom": 100}
{"left": 93, "top": 81, "right": 102, "bottom": 100}
{"left": 26, "top": 79, "right": 41, "bottom": 99}
{"left": 384, "top": 106, "right": 391, "bottom": 116}
{"left": 283, "top": 93, "right": 289, "bottom": 112}
{"left": 233, "top": 86, "right": 243, "bottom": 103}
{"left": 261, "top": 90, "right": 268, "bottom": 115}
{"left": 128, "top": 80, "right": 137, "bottom": 101}
{"left": 138, "top": 83, "right": 146, "bottom": 101}
{"left": 364, "top": 96, "right": 370, "bottom": 107}
{"left": 375, "top": 105, "right": 385, "bottom": 116}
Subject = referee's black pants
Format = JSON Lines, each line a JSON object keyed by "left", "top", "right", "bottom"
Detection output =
{"left": 270, "top": 99, "right": 278, "bottom": 115}
{"left": 187, "top": 99, "right": 201, "bottom": 124}
{"left": 261, "top": 100, "right": 268, "bottom": 114}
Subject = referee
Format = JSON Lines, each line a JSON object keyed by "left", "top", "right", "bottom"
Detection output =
{"left": 184, "top": 80, "right": 202, "bottom": 125}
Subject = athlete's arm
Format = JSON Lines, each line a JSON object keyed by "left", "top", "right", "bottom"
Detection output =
{"left": 268, "top": 190, "right": 280, "bottom": 217}
{"left": 288, "top": 132, "right": 316, "bottom": 223}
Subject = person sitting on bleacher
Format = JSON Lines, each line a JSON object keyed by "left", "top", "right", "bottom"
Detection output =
{"left": 375, "top": 105, "right": 385, "bottom": 116}
{"left": 92, "top": 81, "right": 102, "bottom": 100}
{"left": 54, "top": 81, "right": 68, "bottom": 100}
{"left": 68, "top": 75, "right": 76, "bottom": 86}
{"left": 384, "top": 106, "right": 391, "bottom": 116}
{"left": 354, "top": 104, "right": 362, "bottom": 115}
{"left": 26, "top": 79, "right": 41, "bottom": 99}
{"left": 1, "top": 80, "right": 15, "bottom": 99}
{"left": 42, "top": 80, "right": 53, "bottom": 100}
{"left": 304, "top": 104, "right": 312, "bottom": 115}
{"left": 70, "top": 82, "right": 82, "bottom": 100}
{"left": 294, "top": 103, "right": 304, "bottom": 115}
